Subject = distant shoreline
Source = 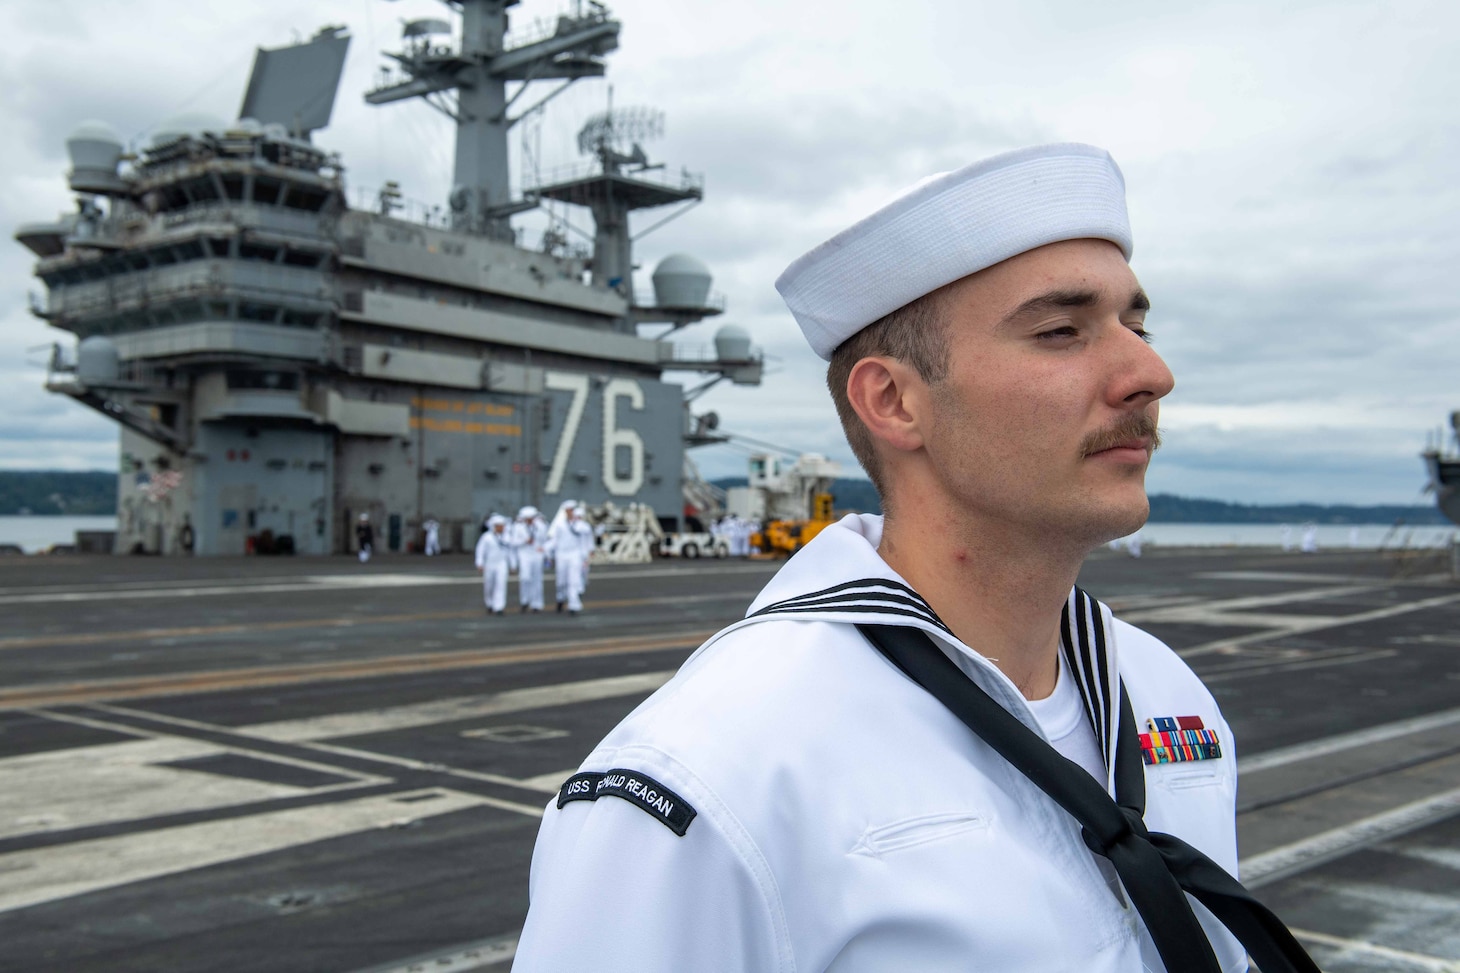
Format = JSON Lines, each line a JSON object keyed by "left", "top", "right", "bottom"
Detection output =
{"left": 0, "top": 471, "right": 1447, "bottom": 526}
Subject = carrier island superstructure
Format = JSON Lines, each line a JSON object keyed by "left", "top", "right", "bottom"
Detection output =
{"left": 15, "top": 1, "right": 762, "bottom": 556}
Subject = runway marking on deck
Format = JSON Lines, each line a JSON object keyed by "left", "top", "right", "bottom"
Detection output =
{"left": 1381, "top": 841, "right": 1460, "bottom": 872}
{"left": 1176, "top": 591, "right": 1460, "bottom": 658}
{"left": 241, "top": 670, "right": 676, "bottom": 742}
{"left": 0, "top": 709, "right": 391, "bottom": 841}
{"left": 1240, "top": 705, "right": 1460, "bottom": 774}
{"left": 0, "top": 589, "right": 757, "bottom": 653}
{"left": 1240, "top": 785, "right": 1460, "bottom": 887}
{"left": 1200, "top": 648, "right": 1399, "bottom": 682}
{"left": 349, "top": 932, "right": 519, "bottom": 972}
{"left": 1290, "top": 928, "right": 1460, "bottom": 972}
{"left": 1122, "top": 583, "right": 1383, "bottom": 620}
{"left": 0, "top": 563, "right": 776, "bottom": 605}
{"left": 78, "top": 698, "right": 565, "bottom": 805}
{"left": 0, "top": 628, "right": 719, "bottom": 710}
{"left": 0, "top": 787, "right": 499, "bottom": 914}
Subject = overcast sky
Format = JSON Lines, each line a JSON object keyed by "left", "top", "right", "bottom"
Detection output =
{"left": 2, "top": 0, "right": 1455, "bottom": 505}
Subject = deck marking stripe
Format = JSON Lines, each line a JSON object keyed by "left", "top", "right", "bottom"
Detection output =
{"left": 0, "top": 591, "right": 756, "bottom": 652}
{"left": 0, "top": 629, "right": 718, "bottom": 710}
{"left": 1240, "top": 705, "right": 1460, "bottom": 773}
{"left": 89, "top": 703, "right": 587, "bottom": 798}
{"left": 241, "top": 670, "right": 676, "bottom": 742}
{"left": 1288, "top": 927, "right": 1460, "bottom": 972}
{"left": 1177, "top": 591, "right": 1460, "bottom": 658}
{"left": 0, "top": 787, "right": 497, "bottom": 914}
{"left": 1201, "top": 649, "right": 1399, "bottom": 682}
{"left": 0, "top": 563, "right": 775, "bottom": 604}
{"left": 1240, "top": 785, "right": 1460, "bottom": 886}
{"left": 348, "top": 932, "right": 519, "bottom": 972}
{"left": 1121, "top": 584, "right": 1382, "bottom": 621}
{"left": 31, "top": 707, "right": 391, "bottom": 784}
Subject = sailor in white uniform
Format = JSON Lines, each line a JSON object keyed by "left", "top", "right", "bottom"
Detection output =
{"left": 514, "top": 145, "right": 1317, "bottom": 973}
{"left": 473, "top": 515, "right": 513, "bottom": 615}
{"left": 512, "top": 505, "right": 549, "bottom": 612}
{"left": 422, "top": 517, "right": 441, "bottom": 556}
{"left": 547, "top": 502, "right": 593, "bottom": 614}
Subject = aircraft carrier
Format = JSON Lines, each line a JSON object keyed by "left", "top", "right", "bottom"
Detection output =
{"left": 1423, "top": 412, "right": 1460, "bottom": 528}
{"left": 14, "top": 0, "right": 761, "bottom": 557}
{"left": 1, "top": 544, "right": 1458, "bottom": 972}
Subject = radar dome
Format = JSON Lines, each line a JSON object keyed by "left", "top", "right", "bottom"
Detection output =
{"left": 76, "top": 336, "right": 121, "bottom": 387}
{"left": 151, "top": 111, "right": 227, "bottom": 147}
{"left": 66, "top": 120, "right": 127, "bottom": 195}
{"left": 651, "top": 253, "right": 712, "bottom": 310}
{"left": 714, "top": 324, "right": 753, "bottom": 362}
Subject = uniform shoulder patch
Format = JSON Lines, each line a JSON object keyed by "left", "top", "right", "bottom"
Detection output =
{"left": 557, "top": 768, "right": 697, "bottom": 836}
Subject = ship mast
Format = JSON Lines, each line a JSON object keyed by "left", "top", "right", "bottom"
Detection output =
{"left": 365, "top": 0, "right": 620, "bottom": 238}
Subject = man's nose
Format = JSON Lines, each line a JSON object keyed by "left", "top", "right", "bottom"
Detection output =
{"left": 1112, "top": 326, "right": 1175, "bottom": 405}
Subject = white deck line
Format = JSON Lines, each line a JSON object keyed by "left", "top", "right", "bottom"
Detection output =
{"left": 1177, "top": 591, "right": 1460, "bottom": 658}
{"left": 1289, "top": 927, "right": 1460, "bottom": 972}
{"left": 1239, "top": 705, "right": 1460, "bottom": 774}
{"left": 0, "top": 787, "right": 493, "bottom": 914}
{"left": 1240, "top": 786, "right": 1460, "bottom": 887}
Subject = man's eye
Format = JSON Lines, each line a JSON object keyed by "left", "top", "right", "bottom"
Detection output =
{"left": 1130, "top": 327, "right": 1154, "bottom": 344}
{"left": 1035, "top": 326, "right": 1079, "bottom": 341}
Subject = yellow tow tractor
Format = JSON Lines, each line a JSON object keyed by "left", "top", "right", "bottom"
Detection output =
{"left": 754, "top": 491, "right": 838, "bottom": 556}
{"left": 729, "top": 453, "right": 843, "bottom": 557}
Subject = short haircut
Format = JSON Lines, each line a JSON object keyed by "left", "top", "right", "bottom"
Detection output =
{"left": 825, "top": 287, "right": 952, "bottom": 505}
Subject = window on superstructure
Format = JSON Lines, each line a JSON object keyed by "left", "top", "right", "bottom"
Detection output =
{"left": 282, "top": 250, "right": 323, "bottom": 268}
{"left": 238, "top": 302, "right": 279, "bottom": 323}
{"left": 282, "top": 185, "right": 328, "bottom": 212}
{"left": 221, "top": 175, "right": 245, "bottom": 201}
{"left": 239, "top": 242, "right": 280, "bottom": 262}
{"left": 280, "top": 309, "right": 321, "bottom": 328}
{"left": 253, "top": 178, "right": 284, "bottom": 205}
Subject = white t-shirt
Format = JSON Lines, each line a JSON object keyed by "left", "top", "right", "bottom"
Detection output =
{"left": 1026, "top": 649, "right": 1107, "bottom": 783}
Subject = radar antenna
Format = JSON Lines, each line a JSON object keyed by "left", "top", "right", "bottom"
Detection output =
{"left": 577, "top": 105, "right": 664, "bottom": 172}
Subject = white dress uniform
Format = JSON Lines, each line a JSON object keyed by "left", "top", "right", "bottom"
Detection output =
{"left": 547, "top": 514, "right": 593, "bottom": 613}
{"left": 514, "top": 514, "right": 1247, "bottom": 972}
{"left": 512, "top": 508, "right": 549, "bottom": 611}
{"left": 473, "top": 520, "right": 514, "bottom": 614}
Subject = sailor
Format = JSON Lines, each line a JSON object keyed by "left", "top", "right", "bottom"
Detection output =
{"left": 422, "top": 517, "right": 441, "bottom": 557}
{"left": 473, "top": 515, "right": 513, "bottom": 615}
{"left": 512, "top": 505, "right": 549, "bottom": 612}
{"left": 354, "top": 513, "right": 373, "bottom": 564}
{"left": 547, "top": 501, "right": 593, "bottom": 614}
{"left": 514, "top": 144, "right": 1319, "bottom": 972}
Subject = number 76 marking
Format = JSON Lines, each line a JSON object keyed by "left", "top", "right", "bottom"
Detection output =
{"left": 543, "top": 372, "right": 645, "bottom": 497}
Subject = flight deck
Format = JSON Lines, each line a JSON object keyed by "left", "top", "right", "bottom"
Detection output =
{"left": 1, "top": 546, "right": 1458, "bottom": 972}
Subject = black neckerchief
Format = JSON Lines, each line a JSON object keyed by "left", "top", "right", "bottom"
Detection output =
{"left": 858, "top": 619, "right": 1319, "bottom": 973}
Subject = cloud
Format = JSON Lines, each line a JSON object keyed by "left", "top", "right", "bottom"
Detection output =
{"left": 2, "top": 0, "right": 1457, "bottom": 508}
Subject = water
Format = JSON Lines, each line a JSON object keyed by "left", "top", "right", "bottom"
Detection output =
{"left": 0, "top": 516, "right": 118, "bottom": 553}
{"left": 1116, "top": 522, "right": 1457, "bottom": 551}
{"left": 0, "top": 516, "right": 1452, "bottom": 556}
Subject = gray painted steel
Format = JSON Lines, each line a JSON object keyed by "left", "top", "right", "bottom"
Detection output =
{"left": 15, "top": 1, "right": 761, "bottom": 556}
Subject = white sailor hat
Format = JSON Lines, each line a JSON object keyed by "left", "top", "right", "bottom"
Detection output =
{"left": 775, "top": 143, "right": 1132, "bottom": 361}
{"left": 518, "top": 505, "right": 539, "bottom": 520}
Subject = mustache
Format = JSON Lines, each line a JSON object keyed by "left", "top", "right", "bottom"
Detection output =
{"left": 1080, "top": 413, "right": 1162, "bottom": 457}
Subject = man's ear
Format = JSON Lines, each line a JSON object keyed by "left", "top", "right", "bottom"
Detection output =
{"left": 845, "top": 356, "right": 927, "bottom": 455}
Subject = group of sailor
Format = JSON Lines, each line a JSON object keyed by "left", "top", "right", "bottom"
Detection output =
{"left": 474, "top": 501, "right": 596, "bottom": 615}
{"left": 710, "top": 515, "right": 761, "bottom": 556}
